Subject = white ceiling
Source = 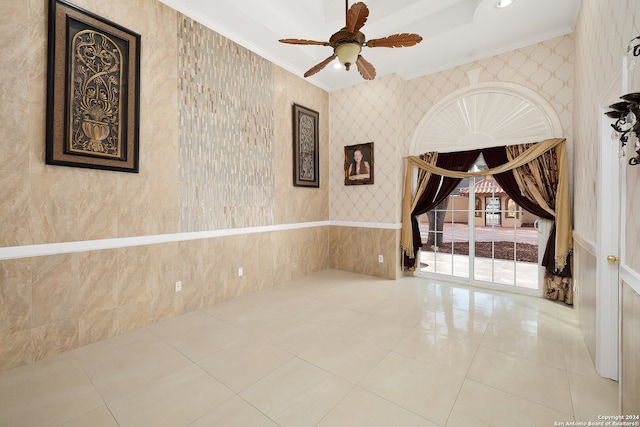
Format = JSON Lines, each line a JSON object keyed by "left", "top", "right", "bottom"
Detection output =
{"left": 159, "top": 0, "right": 581, "bottom": 92}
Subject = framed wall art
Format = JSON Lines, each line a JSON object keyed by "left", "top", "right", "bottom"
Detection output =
{"left": 46, "top": 0, "right": 141, "bottom": 172}
{"left": 292, "top": 103, "right": 319, "bottom": 188}
{"left": 344, "top": 142, "right": 374, "bottom": 185}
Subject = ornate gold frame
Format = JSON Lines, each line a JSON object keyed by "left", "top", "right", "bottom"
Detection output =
{"left": 46, "top": 0, "right": 141, "bottom": 172}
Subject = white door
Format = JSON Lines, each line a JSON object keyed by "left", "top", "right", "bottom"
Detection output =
{"left": 595, "top": 81, "right": 623, "bottom": 381}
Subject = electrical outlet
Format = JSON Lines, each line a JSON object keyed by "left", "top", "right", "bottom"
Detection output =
{"left": 237, "top": 267, "right": 243, "bottom": 277}
{"left": 175, "top": 281, "right": 182, "bottom": 292}
{"left": 378, "top": 255, "right": 384, "bottom": 263}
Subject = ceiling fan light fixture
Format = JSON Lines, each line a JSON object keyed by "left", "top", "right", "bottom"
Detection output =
{"left": 496, "top": 0, "right": 514, "bottom": 8}
{"left": 279, "top": 1, "right": 421, "bottom": 80}
{"left": 335, "top": 42, "right": 361, "bottom": 70}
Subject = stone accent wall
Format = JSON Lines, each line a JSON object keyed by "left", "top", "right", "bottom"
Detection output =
{"left": 177, "top": 16, "right": 276, "bottom": 231}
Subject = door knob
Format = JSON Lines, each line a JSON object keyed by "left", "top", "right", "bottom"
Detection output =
{"left": 607, "top": 255, "right": 620, "bottom": 263}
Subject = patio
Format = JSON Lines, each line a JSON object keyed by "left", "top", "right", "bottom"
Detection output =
{"left": 418, "top": 223, "right": 541, "bottom": 290}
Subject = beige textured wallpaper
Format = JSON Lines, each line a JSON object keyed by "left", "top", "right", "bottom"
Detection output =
{"left": 403, "top": 35, "right": 575, "bottom": 151}
{"left": 329, "top": 35, "right": 575, "bottom": 226}
{"left": 330, "top": 74, "right": 405, "bottom": 224}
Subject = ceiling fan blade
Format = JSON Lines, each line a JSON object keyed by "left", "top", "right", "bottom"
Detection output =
{"left": 304, "top": 54, "right": 337, "bottom": 77}
{"left": 356, "top": 55, "right": 376, "bottom": 80}
{"left": 279, "top": 38, "right": 330, "bottom": 46}
{"left": 365, "top": 33, "right": 423, "bottom": 48}
{"left": 346, "top": 2, "right": 369, "bottom": 34}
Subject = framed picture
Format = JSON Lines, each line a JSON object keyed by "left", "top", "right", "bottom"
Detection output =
{"left": 46, "top": 0, "right": 141, "bottom": 172}
{"left": 292, "top": 103, "right": 319, "bottom": 187}
{"left": 344, "top": 142, "right": 374, "bottom": 185}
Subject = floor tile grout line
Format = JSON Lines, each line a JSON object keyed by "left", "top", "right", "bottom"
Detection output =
{"left": 74, "top": 323, "right": 239, "bottom": 424}
{"left": 309, "top": 383, "right": 358, "bottom": 427}
{"left": 441, "top": 312, "right": 493, "bottom": 427}
{"left": 210, "top": 284, "right": 431, "bottom": 424}
{"left": 351, "top": 377, "right": 445, "bottom": 427}
{"left": 564, "top": 364, "right": 579, "bottom": 422}
{"left": 186, "top": 392, "right": 279, "bottom": 427}
{"left": 461, "top": 377, "right": 577, "bottom": 419}
{"left": 474, "top": 336, "right": 572, "bottom": 374}
{"left": 465, "top": 343, "right": 577, "bottom": 418}
{"left": 68, "top": 351, "right": 129, "bottom": 426}
{"left": 478, "top": 322, "right": 570, "bottom": 371}
{"left": 237, "top": 354, "right": 354, "bottom": 426}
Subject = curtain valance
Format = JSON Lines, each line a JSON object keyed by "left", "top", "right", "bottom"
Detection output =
{"left": 401, "top": 138, "right": 571, "bottom": 276}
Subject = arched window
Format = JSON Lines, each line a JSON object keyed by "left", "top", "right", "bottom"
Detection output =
{"left": 506, "top": 198, "right": 519, "bottom": 218}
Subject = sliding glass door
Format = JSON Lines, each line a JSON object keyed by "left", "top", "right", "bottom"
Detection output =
{"left": 418, "top": 160, "right": 543, "bottom": 292}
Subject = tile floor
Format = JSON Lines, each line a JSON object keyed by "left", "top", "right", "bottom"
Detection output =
{"left": 0, "top": 269, "right": 619, "bottom": 426}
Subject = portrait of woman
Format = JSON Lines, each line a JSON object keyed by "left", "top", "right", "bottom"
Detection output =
{"left": 348, "top": 149, "right": 370, "bottom": 180}
{"left": 344, "top": 142, "right": 374, "bottom": 185}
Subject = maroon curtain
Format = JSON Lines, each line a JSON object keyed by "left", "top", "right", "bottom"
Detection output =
{"left": 404, "top": 150, "right": 480, "bottom": 269}
{"left": 482, "top": 146, "right": 571, "bottom": 278}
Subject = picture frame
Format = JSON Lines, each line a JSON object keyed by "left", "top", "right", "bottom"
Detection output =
{"left": 292, "top": 103, "right": 320, "bottom": 187}
{"left": 344, "top": 142, "right": 374, "bottom": 185}
{"left": 46, "top": 0, "right": 141, "bottom": 173}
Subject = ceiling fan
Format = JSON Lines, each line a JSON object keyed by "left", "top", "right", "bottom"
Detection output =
{"left": 279, "top": 1, "right": 423, "bottom": 80}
